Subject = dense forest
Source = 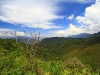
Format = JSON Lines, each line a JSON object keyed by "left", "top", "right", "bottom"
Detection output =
{"left": 0, "top": 34, "right": 100, "bottom": 75}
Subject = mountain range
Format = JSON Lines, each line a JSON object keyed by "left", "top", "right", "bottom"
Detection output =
{"left": 67, "top": 31, "right": 100, "bottom": 38}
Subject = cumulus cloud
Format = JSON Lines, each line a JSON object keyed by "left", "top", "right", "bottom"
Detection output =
{"left": 66, "top": 14, "right": 74, "bottom": 20}
{"left": 76, "top": 0, "right": 100, "bottom": 34}
{"left": 41, "top": 23, "right": 84, "bottom": 37}
{"left": 53, "top": 24, "right": 84, "bottom": 37}
{"left": 47, "top": 0, "right": 99, "bottom": 37}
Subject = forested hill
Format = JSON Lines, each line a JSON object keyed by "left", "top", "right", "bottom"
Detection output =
{"left": 37, "top": 35, "right": 100, "bottom": 71}
{"left": 40, "top": 34, "right": 100, "bottom": 45}
{"left": 0, "top": 34, "right": 100, "bottom": 74}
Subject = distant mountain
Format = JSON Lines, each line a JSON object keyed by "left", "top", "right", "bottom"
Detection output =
{"left": 0, "top": 35, "right": 12, "bottom": 39}
{"left": 67, "top": 33, "right": 92, "bottom": 38}
{"left": 13, "top": 36, "right": 43, "bottom": 45}
{"left": 0, "top": 36, "right": 7, "bottom": 39}
{"left": 91, "top": 32, "right": 100, "bottom": 37}
{"left": 94, "top": 31, "right": 100, "bottom": 35}
{"left": 13, "top": 36, "right": 33, "bottom": 45}
{"left": 67, "top": 31, "right": 100, "bottom": 38}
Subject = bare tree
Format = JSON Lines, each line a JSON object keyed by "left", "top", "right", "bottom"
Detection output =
{"left": 5, "top": 28, "right": 41, "bottom": 72}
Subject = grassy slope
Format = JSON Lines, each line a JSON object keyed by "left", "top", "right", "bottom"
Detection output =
{"left": 0, "top": 39, "right": 99, "bottom": 75}
{"left": 62, "top": 44, "right": 100, "bottom": 70}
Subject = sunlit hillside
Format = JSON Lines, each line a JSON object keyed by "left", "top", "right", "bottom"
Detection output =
{"left": 0, "top": 34, "right": 100, "bottom": 75}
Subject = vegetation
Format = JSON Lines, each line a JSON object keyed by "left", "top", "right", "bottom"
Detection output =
{"left": 0, "top": 34, "right": 100, "bottom": 75}
{"left": 36, "top": 35, "right": 100, "bottom": 71}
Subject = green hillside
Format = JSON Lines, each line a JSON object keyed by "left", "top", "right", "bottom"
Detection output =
{"left": 62, "top": 44, "right": 100, "bottom": 70}
{"left": 0, "top": 35, "right": 100, "bottom": 74}
{"left": 36, "top": 35, "right": 100, "bottom": 71}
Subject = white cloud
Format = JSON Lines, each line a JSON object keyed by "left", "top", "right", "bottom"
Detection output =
{"left": 0, "top": 28, "right": 26, "bottom": 37}
{"left": 45, "top": 0, "right": 95, "bottom": 3}
{"left": 0, "top": 33, "right": 5, "bottom": 36}
{"left": 55, "top": 24, "right": 84, "bottom": 36}
{"left": 0, "top": 28, "right": 13, "bottom": 31}
{"left": 40, "top": 0, "right": 98, "bottom": 37}
{"left": 0, "top": 28, "right": 13, "bottom": 36}
{"left": 0, "top": 0, "right": 97, "bottom": 37}
{"left": 0, "top": 0, "right": 95, "bottom": 30}
{"left": 53, "top": 0, "right": 99, "bottom": 37}
{"left": 66, "top": 14, "right": 74, "bottom": 20}
{"left": 22, "top": 23, "right": 61, "bottom": 29}
{"left": 70, "top": 0, "right": 95, "bottom": 3}
{"left": 42, "top": 24, "right": 84, "bottom": 37}
{"left": 0, "top": 0, "right": 62, "bottom": 29}
{"left": 76, "top": 0, "right": 100, "bottom": 34}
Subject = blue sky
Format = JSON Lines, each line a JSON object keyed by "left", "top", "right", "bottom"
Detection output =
{"left": 0, "top": 0, "right": 100, "bottom": 37}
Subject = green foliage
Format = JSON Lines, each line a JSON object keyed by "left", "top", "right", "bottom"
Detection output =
{"left": 0, "top": 35, "right": 100, "bottom": 75}
{"left": 36, "top": 35, "right": 100, "bottom": 71}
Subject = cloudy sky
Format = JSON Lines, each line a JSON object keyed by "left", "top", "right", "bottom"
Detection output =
{"left": 0, "top": 0, "right": 100, "bottom": 37}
